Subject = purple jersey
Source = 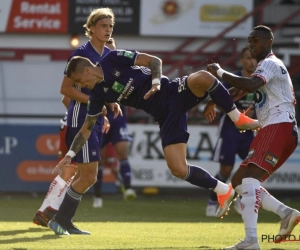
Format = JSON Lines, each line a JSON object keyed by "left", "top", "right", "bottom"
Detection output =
{"left": 65, "top": 41, "right": 110, "bottom": 130}
{"left": 88, "top": 50, "right": 171, "bottom": 121}
{"left": 88, "top": 50, "right": 207, "bottom": 148}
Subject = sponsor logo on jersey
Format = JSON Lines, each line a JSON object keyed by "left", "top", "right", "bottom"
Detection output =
{"left": 124, "top": 51, "right": 134, "bottom": 59}
{"left": 117, "top": 78, "right": 134, "bottom": 102}
{"left": 264, "top": 152, "right": 278, "bottom": 166}
{"left": 112, "top": 81, "right": 125, "bottom": 93}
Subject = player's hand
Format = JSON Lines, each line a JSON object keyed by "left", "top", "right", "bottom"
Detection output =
{"left": 202, "top": 100, "right": 217, "bottom": 122}
{"left": 207, "top": 63, "right": 221, "bottom": 77}
{"left": 53, "top": 156, "right": 72, "bottom": 175}
{"left": 102, "top": 116, "right": 110, "bottom": 133}
{"left": 100, "top": 105, "right": 107, "bottom": 117}
{"left": 144, "top": 83, "right": 161, "bottom": 100}
{"left": 107, "top": 102, "right": 123, "bottom": 118}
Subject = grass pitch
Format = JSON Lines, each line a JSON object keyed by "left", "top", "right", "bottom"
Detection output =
{"left": 0, "top": 192, "right": 300, "bottom": 249}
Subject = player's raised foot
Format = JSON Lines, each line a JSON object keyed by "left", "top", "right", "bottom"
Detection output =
{"left": 66, "top": 223, "right": 90, "bottom": 235}
{"left": 216, "top": 184, "right": 235, "bottom": 218}
{"left": 92, "top": 197, "right": 103, "bottom": 208}
{"left": 275, "top": 209, "right": 300, "bottom": 243}
{"left": 33, "top": 211, "right": 48, "bottom": 227}
{"left": 223, "top": 239, "right": 260, "bottom": 250}
{"left": 48, "top": 219, "right": 70, "bottom": 236}
{"left": 234, "top": 112, "right": 260, "bottom": 131}
{"left": 205, "top": 201, "right": 218, "bottom": 217}
{"left": 123, "top": 188, "right": 136, "bottom": 201}
{"left": 43, "top": 206, "right": 57, "bottom": 221}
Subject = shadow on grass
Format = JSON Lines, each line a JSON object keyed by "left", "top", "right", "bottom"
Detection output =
{"left": 0, "top": 195, "right": 294, "bottom": 223}
{"left": 0, "top": 227, "right": 59, "bottom": 245}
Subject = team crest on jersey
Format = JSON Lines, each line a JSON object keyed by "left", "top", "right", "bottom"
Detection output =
{"left": 112, "top": 69, "right": 121, "bottom": 78}
{"left": 264, "top": 152, "right": 278, "bottom": 166}
{"left": 124, "top": 51, "right": 134, "bottom": 59}
{"left": 112, "top": 81, "right": 125, "bottom": 93}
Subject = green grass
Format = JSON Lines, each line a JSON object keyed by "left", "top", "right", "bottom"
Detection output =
{"left": 0, "top": 193, "right": 300, "bottom": 249}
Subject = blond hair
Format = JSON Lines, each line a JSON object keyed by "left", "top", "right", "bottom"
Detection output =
{"left": 83, "top": 8, "right": 115, "bottom": 38}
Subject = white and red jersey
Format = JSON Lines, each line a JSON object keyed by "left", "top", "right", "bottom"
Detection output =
{"left": 251, "top": 53, "right": 296, "bottom": 128}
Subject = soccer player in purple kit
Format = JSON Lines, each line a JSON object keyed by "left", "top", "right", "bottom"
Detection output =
{"left": 42, "top": 8, "right": 117, "bottom": 235}
{"left": 92, "top": 38, "right": 136, "bottom": 208}
{"left": 48, "top": 47, "right": 259, "bottom": 235}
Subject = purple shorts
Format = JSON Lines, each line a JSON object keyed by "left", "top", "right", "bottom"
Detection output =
{"left": 159, "top": 76, "right": 208, "bottom": 148}
{"left": 66, "top": 127, "right": 101, "bottom": 163}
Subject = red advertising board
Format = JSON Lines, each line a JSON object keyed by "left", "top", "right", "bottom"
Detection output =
{"left": 3, "top": 0, "right": 68, "bottom": 33}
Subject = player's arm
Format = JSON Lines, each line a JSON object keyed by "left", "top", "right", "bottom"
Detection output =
{"left": 135, "top": 53, "right": 162, "bottom": 100}
{"left": 202, "top": 87, "right": 248, "bottom": 123}
{"left": 53, "top": 114, "right": 98, "bottom": 174}
{"left": 207, "top": 63, "right": 264, "bottom": 92}
{"left": 62, "top": 95, "right": 71, "bottom": 109}
{"left": 69, "top": 114, "right": 98, "bottom": 154}
{"left": 60, "top": 75, "right": 89, "bottom": 103}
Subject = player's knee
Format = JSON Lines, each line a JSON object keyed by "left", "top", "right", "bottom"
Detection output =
{"left": 168, "top": 164, "right": 187, "bottom": 178}
{"left": 80, "top": 173, "right": 97, "bottom": 186}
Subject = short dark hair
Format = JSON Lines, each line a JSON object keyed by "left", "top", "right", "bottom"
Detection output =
{"left": 252, "top": 25, "right": 274, "bottom": 40}
{"left": 66, "top": 56, "right": 93, "bottom": 78}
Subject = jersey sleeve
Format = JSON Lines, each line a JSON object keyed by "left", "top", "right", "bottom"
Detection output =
{"left": 251, "top": 60, "right": 276, "bottom": 85}
{"left": 108, "top": 49, "right": 139, "bottom": 66}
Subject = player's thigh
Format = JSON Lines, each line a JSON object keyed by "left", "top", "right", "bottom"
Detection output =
{"left": 114, "top": 141, "right": 129, "bottom": 160}
{"left": 242, "top": 122, "right": 297, "bottom": 177}
{"left": 187, "top": 70, "right": 216, "bottom": 97}
{"left": 77, "top": 161, "right": 98, "bottom": 180}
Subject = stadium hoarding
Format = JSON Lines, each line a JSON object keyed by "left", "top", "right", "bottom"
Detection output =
{"left": 126, "top": 124, "right": 300, "bottom": 190}
{"left": 0, "top": 124, "right": 116, "bottom": 192}
{"left": 140, "top": 0, "right": 253, "bottom": 38}
{"left": 1, "top": 124, "right": 299, "bottom": 192}
{"left": 0, "top": 0, "right": 68, "bottom": 33}
{"left": 68, "top": 0, "right": 140, "bottom": 35}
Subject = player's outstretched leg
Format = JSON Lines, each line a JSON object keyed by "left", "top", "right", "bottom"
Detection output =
{"left": 216, "top": 184, "right": 235, "bottom": 218}
{"left": 275, "top": 209, "right": 300, "bottom": 243}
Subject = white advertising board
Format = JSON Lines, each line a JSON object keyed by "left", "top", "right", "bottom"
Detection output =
{"left": 127, "top": 124, "right": 300, "bottom": 190}
{"left": 140, "top": 0, "right": 253, "bottom": 38}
